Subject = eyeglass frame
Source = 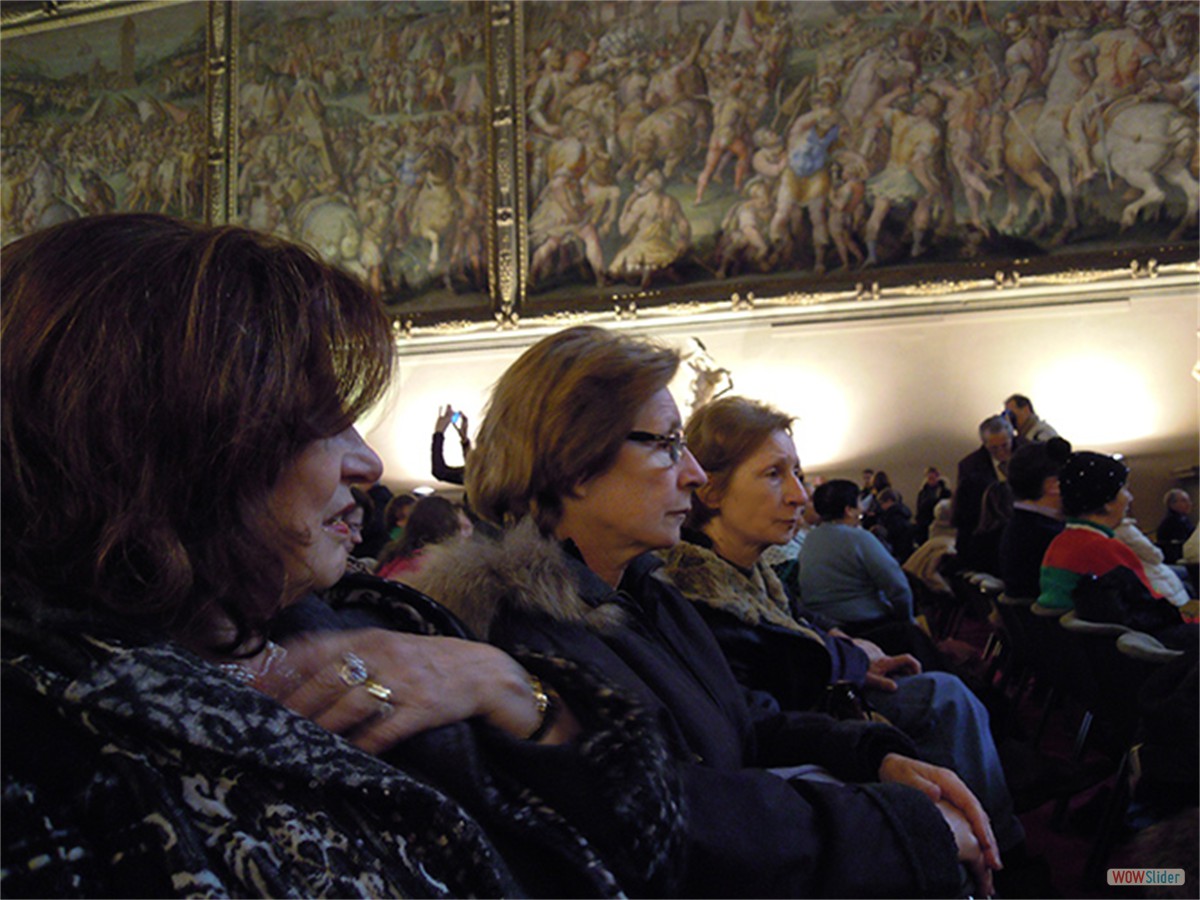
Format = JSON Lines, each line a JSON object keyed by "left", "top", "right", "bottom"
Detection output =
{"left": 626, "top": 429, "right": 688, "bottom": 464}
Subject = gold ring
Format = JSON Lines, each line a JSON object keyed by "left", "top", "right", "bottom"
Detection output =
{"left": 363, "top": 678, "right": 393, "bottom": 702}
{"left": 337, "top": 652, "right": 369, "bottom": 687}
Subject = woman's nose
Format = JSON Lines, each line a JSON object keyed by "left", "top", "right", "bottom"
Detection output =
{"left": 679, "top": 447, "right": 708, "bottom": 488}
{"left": 787, "top": 477, "right": 809, "bottom": 506}
{"left": 344, "top": 428, "right": 384, "bottom": 484}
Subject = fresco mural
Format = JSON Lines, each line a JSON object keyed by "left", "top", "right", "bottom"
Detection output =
{"left": 234, "top": 0, "right": 491, "bottom": 321}
{"left": 520, "top": 0, "right": 1199, "bottom": 309}
{"left": 1, "top": 2, "right": 207, "bottom": 243}
{"left": 2, "top": 0, "right": 1196, "bottom": 327}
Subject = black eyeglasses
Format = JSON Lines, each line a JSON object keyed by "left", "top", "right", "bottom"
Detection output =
{"left": 627, "top": 430, "right": 687, "bottom": 464}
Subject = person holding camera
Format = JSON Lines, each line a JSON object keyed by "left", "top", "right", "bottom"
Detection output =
{"left": 432, "top": 404, "right": 470, "bottom": 485}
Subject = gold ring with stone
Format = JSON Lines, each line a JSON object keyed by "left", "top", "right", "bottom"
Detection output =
{"left": 363, "top": 678, "right": 393, "bottom": 702}
{"left": 337, "top": 652, "right": 369, "bottom": 687}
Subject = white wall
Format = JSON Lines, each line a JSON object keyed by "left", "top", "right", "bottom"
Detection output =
{"left": 362, "top": 283, "right": 1200, "bottom": 526}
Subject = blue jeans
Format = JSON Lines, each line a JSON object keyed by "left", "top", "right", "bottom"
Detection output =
{"left": 867, "top": 671, "right": 1025, "bottom": 852}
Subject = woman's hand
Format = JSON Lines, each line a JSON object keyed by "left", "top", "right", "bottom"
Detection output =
{"left": 434, "top": 405, "right": 456, "bottom": 434}
{"left": 849, "top": 638, "right": 921, "bottom": 692}
{"left": 257, "top": 628, "right": 579, "bottom": 755}
{"left": 936, "top": 800, "right": 996, "bottom": 898}
{"left": 878, "top": 753, "right": 1001, "bottom": 893}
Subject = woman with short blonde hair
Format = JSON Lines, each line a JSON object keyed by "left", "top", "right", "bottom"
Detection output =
{"left": 468, "top": 324, "right": 680, "bottom": 533}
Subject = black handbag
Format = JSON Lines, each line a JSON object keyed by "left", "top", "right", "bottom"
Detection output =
{"left": 1072, "top": 566, "right": 1182, "bottom": 635}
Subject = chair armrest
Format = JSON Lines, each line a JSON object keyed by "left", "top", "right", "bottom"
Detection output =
{"left": 997, "top": 593, "right": 1034, "bottom": 607}
{"left": 1115, "top": 631, "right": 1184, "bottom": 664}
{"left": 1060, "top": 611, "right": 1131, "bottom": 637}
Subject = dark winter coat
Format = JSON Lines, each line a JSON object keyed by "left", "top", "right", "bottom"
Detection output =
{"left": 657, "top": 533, "right": 870, "bottom": 712}
{"left": 953, "top": 445, "right": 1001, "bottom": 566}
{"left": 411, "top": 521, "right": 964, "bottom": 899}
{"left": 998, "top": 507, "right": 1066, "bottom": 600}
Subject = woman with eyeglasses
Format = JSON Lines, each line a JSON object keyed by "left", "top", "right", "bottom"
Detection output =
{"left": 411, "top": 325, "right": 999, "bottom": 898}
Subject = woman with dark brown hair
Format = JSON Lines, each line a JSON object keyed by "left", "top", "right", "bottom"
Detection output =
{"left": 1, "top": 215, "right": 685, "bottom": 898}
{"left": 412, "top": 324, "right": 999, "bottom": 898}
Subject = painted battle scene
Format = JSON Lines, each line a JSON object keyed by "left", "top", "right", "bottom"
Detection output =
{"left": 1, "top": 2, "right": 207, "bottom": 240}
{"left": 233, "top": 1, "right": 491, "bottom": 319}
{"left": 521, "top": 0, "right": 1199, "bottom": 307}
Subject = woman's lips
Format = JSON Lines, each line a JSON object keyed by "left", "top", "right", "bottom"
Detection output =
{"left": 322, "top": 502, "right": 357, "bottom": 537}
{"left": 323, "top": 520, "right": 351, "bottom": 538}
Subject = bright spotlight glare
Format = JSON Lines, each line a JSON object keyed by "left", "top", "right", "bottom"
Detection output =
{"left": 741, "top": 369, "right": 851, "bottom": 468}
{"left": 1033, "top": 357, "right": 1157, "bottom": 447}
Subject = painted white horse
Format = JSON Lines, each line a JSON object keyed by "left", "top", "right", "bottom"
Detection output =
{"left": 1093, "top": 101, "right": 1198, "bottom": 239}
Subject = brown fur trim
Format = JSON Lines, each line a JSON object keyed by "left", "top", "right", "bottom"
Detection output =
{"left": 407, "top": 518, "right": 626, "bottom": 640}
{"left": 658, "top": 542, "right": 823, "bottom": 644}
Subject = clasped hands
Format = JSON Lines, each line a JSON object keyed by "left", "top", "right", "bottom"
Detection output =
{"left": 253, "top": 628, "right": 579, "bottom": 756}
{"left": 879, "top": 753, "right": 1001, "bottom": 897}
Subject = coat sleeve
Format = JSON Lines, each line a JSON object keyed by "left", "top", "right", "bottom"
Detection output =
{"left": 677, "top": 761, "right": 963, "bottom": 898}
{"left": 495, "top": 618, "right": 960, "bottom": 898}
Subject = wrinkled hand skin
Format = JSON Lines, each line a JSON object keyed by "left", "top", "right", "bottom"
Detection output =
{"left": 879, "top": 752, "right": 1001, "bottom": 896}
{"left": 258, "top": 628, "right": 578, "bottom": 754}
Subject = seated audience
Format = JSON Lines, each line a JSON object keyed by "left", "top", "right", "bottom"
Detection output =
{"left": 1004, "top": 393, "right": 1059, "bottom": 442}
{"left": 0, "top": 215, "right": 686, "bottom": 898}
{"left": 905, "top": 498, "right": 958, "bottom": 596}
{"left": 343, "top": 486, "right": 376, "bottom": 574}
{"left": 382, "top": 491, "right": 416, "bottom": 542}
{"left": 658, "top": 396, "right": 1028, "bottom": 867}
{"left": 1183, "top": 528, "right": 1200, "bottom": 594}
{"left": 1115, "top": 515, "right": 1192, "bottom": 607}
{"left": 858, "top": 467, "right": 876, "bottom": 511}
{"left": 953, "top": 414, "right": 1016, "bottom": 567}
{"left": 354, "top": 481, "right": 393, "bottom": 559}
{"left": 861, "top": 469, "right": 896, "bottom": 531}
{"left": 875, "top": 487, "right": 917, "bottom": 563}
{"left": 1156, "top": 489, "right": 1196, "bottom": 565}
{"left": 963, "top": 481, "right": 1014, "bottom": 576}
{"left": 798, "top": 479, "right": 918, "bottom": 633}
{"left": 915, "top": 466, "right": 953, "bottom": 544}
{"left": 375, "top": 495, "right": 473, "bottom": 582}
{"left": 410, "top": 325, "right": 1000, "bottom": 898}
{"left": 1039, "top": 451, "right": 1194, "bottom": 646}
{"left": 998, "top": 438, "right": 1072, "bottom": 599}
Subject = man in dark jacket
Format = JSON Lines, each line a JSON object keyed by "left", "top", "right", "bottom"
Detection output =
{"left": 915, "top": 466, "right": 952, "bottom": 544}
{"left": 877, "top": 488, "right": 917, "bottom": 562}
{"left": 1156, "top": 489, "right": 1196, "bottom": 565}
{"left": 954, "top": 414, "right": 1018, "bottom": 567}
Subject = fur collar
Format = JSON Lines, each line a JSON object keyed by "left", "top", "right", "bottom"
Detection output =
{"left": 657, "top": 538, "right": 822, "bottom": 644}
{"left": 407, "top": 518, "right": 628, "bottom": 640}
